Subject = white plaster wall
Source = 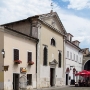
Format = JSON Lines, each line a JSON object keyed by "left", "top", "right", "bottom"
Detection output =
{"left": 65, "top": 43, "right": 83, "bottom": 84}
{"left": 4, "top": 32, "right": 36, "bottom": 90}
{"left": 37, "top": 23, "right": 64, "bottom": 88}
{"left": 40, "top": 65, "right": 64, "bottom": 87}
{"left": 40, "top": 65, "right": 50, "bottom": 78}
{"left": 56, "top": 67, "right": 63, "bottom": 78}
{"left": 40, "top": 65, "right": 63, "bottom": 79}
{"left": 66, "top": 44, "right": 83, "bottom": 70}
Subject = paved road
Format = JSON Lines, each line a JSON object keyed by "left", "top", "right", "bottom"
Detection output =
{"left": 57, "top": 86, "right": 90, "bottom": 90}
{"left": 38, "top": 86, "right": 90, "bottom": 90}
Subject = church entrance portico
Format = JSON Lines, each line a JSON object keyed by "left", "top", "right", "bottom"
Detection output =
{"left": 49, "top": 59, "right": 58, "bottom": 87}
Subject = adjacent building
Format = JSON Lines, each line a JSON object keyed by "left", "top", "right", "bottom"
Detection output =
{"left": 82, "top": 48, "right": 90, "bottom": 71}
{"left": 65, "top": 33, "right": 83, "bottom": 85}
{"left": 0, "top": 26, "right": 38, "bottom": 90}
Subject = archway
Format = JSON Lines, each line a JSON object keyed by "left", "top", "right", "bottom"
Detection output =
{"left": 84, "top": 60, "right": 90, "bottom": 70}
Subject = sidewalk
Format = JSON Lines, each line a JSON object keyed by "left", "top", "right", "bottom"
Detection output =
{"left": 32, "top": 85, "right": 69, "bottom": 90}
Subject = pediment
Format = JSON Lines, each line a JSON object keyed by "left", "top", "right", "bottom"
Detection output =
{"left": 39, "top": 12, "right": 66, "bottom": 35}
{"left": 49, "top": 59, "right": 58, "bottom": 65}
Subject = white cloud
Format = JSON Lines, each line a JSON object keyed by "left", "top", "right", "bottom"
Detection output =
{"left": 62, "top": 0, "right": 90, "bottom": 10}
{"left": 0, "top": 0, "right": 90, "bottom": 48}
{"left": 58, "top": 11, "right": 90, "bottom": 47}
{"left": 0, "top": 0, "right": 52, "bottom": 24}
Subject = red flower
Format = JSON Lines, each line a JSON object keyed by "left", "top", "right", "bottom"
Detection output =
{"left": 14, "top": 60, "right": 22, "bottom": 64}
{"left": 28, "top": 61, "right": 34, "bottom": 65}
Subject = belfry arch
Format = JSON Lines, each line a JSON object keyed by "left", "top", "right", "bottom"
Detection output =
{"left": 84, "top": 60, "right": 90, "bottom": 70}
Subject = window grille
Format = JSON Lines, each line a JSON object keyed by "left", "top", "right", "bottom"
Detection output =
{"left": 27, "top": 74, "right": 32, "bottom": 85}
{"left": 14, "top": 49, "right": 19, "bottom": 60}
{"left": 28, "top": 52, "right": 32, "bottom": 61}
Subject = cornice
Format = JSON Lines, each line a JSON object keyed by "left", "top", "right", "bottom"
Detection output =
{"left": 66, "top": 40, "right": 82, "bottom": 51}
{"left": 38, "top": 19, "right": 65, "bottom": 36}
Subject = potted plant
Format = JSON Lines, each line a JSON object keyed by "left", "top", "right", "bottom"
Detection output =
{"left": 14, "top": 60, "right": 22, "bottom": 64}
{"left": 28, "top": 61, "right": 34, "bottom": 65}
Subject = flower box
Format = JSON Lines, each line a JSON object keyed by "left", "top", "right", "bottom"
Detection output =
{"left": 28, "top": 61, "right": 34, "bottom": 65}
{"left": 14, "top": 60, "right": 22, "bottom": 64}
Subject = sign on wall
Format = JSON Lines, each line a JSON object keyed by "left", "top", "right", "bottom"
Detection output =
{"left": 20, "top": 67, "right": 27, "bottom": 74}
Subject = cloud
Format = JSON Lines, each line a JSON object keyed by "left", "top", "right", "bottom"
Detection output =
{"left": 57, "top": 10, "right": 90, "bottom": 49}
{"left": 0, "top": 0, "right": 90, "bottom": 49}
{"left": 0, "top": 0, "right": 52, "bottom": 24}
{"left": 62, "top": 0, "right": 90, "bottom": 10}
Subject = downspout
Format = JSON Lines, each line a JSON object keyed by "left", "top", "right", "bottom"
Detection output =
{"left": 63, "top": 35, "right": 66, "bottom": 85}
{"left": 29, "top": 18, "right": 38, "bottom": 88}
{"left": 36, "top": 41, "right": 38, "bottom": 89}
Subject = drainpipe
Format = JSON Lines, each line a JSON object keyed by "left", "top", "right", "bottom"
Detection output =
{"left": 63, "top": 35, "right": 66, "bottom": 85}
{"left": 36, "top": 42, "right": 37, "bottom": 88}
{"left": 29, "top": 18, "right": 38, "bottom": 89}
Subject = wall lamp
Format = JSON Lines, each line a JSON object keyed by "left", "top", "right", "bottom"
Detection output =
{"left": 1, "top": 49, "right": 5, "bottom": 58}
{"left": 70, "top": 66, "right": 74, "bottom": 70}
{"left": 70, "top": 66, "right": 74, "bottom": 67}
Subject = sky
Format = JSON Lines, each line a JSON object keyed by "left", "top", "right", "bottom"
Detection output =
{"left": 0, "top": 0, "right": 90, "bottom": 49}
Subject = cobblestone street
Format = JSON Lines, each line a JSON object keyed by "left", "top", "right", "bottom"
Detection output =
{"left": 37, "top": 86, "right": 90, "bottom": 90}
{"left": 57, "top": 86, "right": 90, "bottom": 90}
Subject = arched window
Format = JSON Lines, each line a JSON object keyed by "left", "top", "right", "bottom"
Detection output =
{"left": 43, "top": 47, "right": 48, "bottom": 66}
{"left": 51, "top": 38, "right": 56, "bottom": 46}
{"left": 58, "top": 52, "right": 61, "bottom": 68}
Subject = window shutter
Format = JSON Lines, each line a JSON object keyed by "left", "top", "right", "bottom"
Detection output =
{"left": 27, "top": 74, "right": 32, "bottom": 85}
{"left": 14, "top": 49, "right": 19, "bottom": 60}
{"left": 28, "top": 52, "right": 32, "bottom": 61}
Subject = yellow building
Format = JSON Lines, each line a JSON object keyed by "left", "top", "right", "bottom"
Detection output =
{"left": 2, "top": 11, "right": 66, "bottom": 89}
{"left": 0, "top": 26, "right": 38, "bottom": 90}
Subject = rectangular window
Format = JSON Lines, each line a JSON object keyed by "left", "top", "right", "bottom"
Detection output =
{"left": 14, "top": 49, "right": 19, "bottom": 60}
{"left": 27, "top": 74, "right": 32, "bottom": 85}
{"left": 28, "top": 52, "right": 32, "bottom": 62}
{"left": 67, "top": 51, "right": 69, "bottom": 58}
{"left": 70, "top": 52, "right": 72, "bottom": 60}
{"left": 80, "top": 57, "right": 81, "bottom": 63}
{"left": 74, "top": 54, "right": 75, "bottom": 60}
{"left": 70, "top": 37, "right": 72, "bottom": 42}
{"left": 76, "top": 55, "right": 78, "bottom": 62}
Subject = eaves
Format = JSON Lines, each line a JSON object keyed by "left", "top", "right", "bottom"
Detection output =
{"left": 4, "top": 26, "right": 39, "bottom": 43}
{"left": 66, "top": 40, "right": 82, "bottom": 51}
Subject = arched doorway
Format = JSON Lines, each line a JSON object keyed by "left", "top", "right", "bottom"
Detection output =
{"left": 84, "top": 60, "right": 90, "bottom": 70}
